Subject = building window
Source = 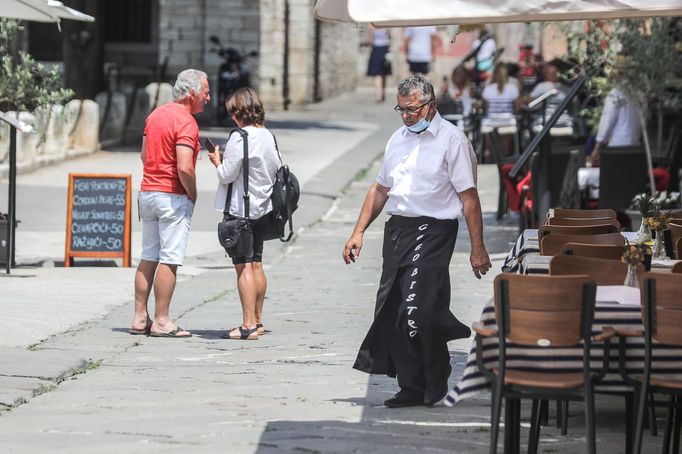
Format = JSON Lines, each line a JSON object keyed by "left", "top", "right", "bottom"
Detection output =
{"left": 28, "top": 23, "right": 63, "bottom": 61}
{"left": 103, "top": 0, "right": 152, "bottom": 43}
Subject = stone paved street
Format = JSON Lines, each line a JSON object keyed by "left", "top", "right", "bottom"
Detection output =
{"left": 0, "top": 88, "right": 666, "bottom": 453}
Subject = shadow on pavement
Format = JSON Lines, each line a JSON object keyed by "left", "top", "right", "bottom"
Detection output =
{"left": 251, "top": 352, "right": 493, "bottom": 453}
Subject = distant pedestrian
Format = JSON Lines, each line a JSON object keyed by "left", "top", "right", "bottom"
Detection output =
{"left": 439, "top": 66, "right": 474, "bottom": 117}
{"left": 130, "top": 69, "right": 210, "bottom": 338}
{"left": 208, "top": 87, "right": 280, "bottom": 340}
{"left": 403, "top": 26, "right": 438, "bottom": 76}
{"left": 343, "top": 75, "right": 491, "bottom": 408}
{"left": 367, "top": 25, "right": 391, "bottom": 103}
{"left": 470, "top": 28, "right": 497, "bottom": 83}
{"left": 587, "top": 86, "right": 641, "bottom": 166}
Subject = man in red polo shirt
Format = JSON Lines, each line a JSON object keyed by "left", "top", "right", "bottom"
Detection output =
{"left": 130, "top": 69, "right": 211, "bottom": 338}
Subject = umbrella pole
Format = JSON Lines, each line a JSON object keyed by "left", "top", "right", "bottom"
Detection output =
{"left": 638, "top": 108, "right": 656, "bottom": 199}
{"left": 5, "top": 125, "right": 16, "bottom": 274}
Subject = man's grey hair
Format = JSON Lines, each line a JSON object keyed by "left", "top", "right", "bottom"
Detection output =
{"left": 397, "top": 75, "right": 435, "bottom": 103}
{"left": 173, "top": 69, "right": 208, "bottom": 101}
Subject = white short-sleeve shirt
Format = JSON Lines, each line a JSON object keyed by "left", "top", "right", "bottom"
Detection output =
{"left": 404, "top": 26, "right": 437, "bottom": 63}
{"left": 213, "top": 126, "right": 281, "bottom": 219}
{"left": 376, "top": 112, "right": 477, "bottom": 220}
{"left": 595, "top": 87, "right": 641, "bottom": 147}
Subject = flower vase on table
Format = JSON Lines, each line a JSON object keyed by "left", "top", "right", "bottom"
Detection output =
{"left": 624, "top": 262, "right": 639, "bottom": 288}
{"left": 621, "top": 243, "right": 651, "bottom": 288}
{"left": 644, "top": 211, "right": 670, "bottom": 260}
{"left": 651, "top": 231, "right": 668, "bottom": 260}
{"left": 637, "top": 220, "right": 652, "bottom": 243}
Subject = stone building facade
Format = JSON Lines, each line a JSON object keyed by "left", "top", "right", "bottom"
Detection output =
{"left": 156, "top": 0, "right": 358, "bottom": 112}
{"left": 27, "top": 0, "right": 358, "bottom": 116}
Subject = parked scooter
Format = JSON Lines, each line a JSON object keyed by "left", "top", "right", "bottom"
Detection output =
{"left": 210, "top": 35, "right": 258, "bottom": 125}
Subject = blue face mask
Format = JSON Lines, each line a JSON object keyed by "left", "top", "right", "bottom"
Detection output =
{"left": 406, "top": 118, "right": 430, "bottom": 134}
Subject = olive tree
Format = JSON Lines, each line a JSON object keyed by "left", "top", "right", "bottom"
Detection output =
{"left": 614, "top": 17, "right": 682, "bottom": 196}
{"left": 0, "top": 18, "right": 73, "bottom": 112}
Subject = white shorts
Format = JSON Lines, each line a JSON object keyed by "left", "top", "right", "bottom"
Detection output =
{"left": 138, "top": 191, "right": 194, "bottom": 265}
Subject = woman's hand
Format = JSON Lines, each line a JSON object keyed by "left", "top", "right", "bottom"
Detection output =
{"left": 208, "top": 145, "right": 221, "bottom": 167}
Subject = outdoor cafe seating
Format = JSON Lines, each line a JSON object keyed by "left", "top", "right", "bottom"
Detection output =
{"left": 445, "top": 207, "right": 682, "bottom": 453}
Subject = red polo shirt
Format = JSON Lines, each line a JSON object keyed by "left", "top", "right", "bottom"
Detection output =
{"left": 140, "top": 103, "right": 199, "bottom": 195}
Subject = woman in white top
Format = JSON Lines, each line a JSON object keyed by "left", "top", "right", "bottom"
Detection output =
{"left": 481, "top": 63, "right": 520, "bottom": 158}
{"left": 208, "top": 87, "right": 281, "bottom": 340}
{"left": 481, "top": 63, "right": 520, "bottom": 127}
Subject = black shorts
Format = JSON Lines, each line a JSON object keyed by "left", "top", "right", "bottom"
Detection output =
{"left": 408, "top": 61, "right": 430, "bottom": 75}
{"left": 231, "top": 212, "right": 277, "bottom": 265}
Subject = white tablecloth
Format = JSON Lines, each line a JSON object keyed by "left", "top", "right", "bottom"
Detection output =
{"left": 578, "top": 167, "right": 600, "bottom": 199}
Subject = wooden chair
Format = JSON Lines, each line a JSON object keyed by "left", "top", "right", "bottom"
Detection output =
{"left": 547, "top": 217, "right": 622, "bottom": 230}
{"left": 538, "top": 223, "right": 619, "bottom": 241}
{"left": 473, "top": 274, "right": 611, "bottom": 454}
{"left": 561, "top": 242, "right": 626, "bottom": 261}
{"left": 672, "top": 258, "right": 682, "bottom": 273}
{"left": 618, "top": 273, "right": 682, "bottom": 454}
{"left": 550, "top": 255, "right": 644, "bottom": 286}
{"left": 540, "top": 232, "right": 625, "bottom": 256}
{"left": 550, "top": 208, "right": 617, "bottom": 220}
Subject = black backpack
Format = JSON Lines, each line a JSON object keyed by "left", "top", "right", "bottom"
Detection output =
{"left": 270, "top": 134, "right": 299, "bottom": 242}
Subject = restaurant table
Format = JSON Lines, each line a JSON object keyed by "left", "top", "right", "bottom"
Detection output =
{"left": 502, "top": 229, "right": 641, "bottom": 273}
{"left": 444, "top": 285, "right": 682, "bottom": 406}
{"left": 521, "top": 254, "right": 681, "bottom": 275}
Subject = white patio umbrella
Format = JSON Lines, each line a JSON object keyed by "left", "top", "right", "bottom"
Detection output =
{"left": 315, "top": 0, "right": 682, "bottom": 221}
{"left": 0, "top": 0, "right": 94, "bottom": 23}
{"left": 315, "top": 0, "right": 682, "bottom": 26}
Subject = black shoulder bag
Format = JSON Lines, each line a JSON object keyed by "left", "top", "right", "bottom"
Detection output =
{"left": 217, "top": 129, "right": 253, "bottom": 257}
{"left": 269, "top": 133, "right": 300, "bottom": 242}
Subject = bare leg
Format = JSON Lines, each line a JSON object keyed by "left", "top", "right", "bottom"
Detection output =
{"left": 132, "top": 260, "right": 157, "bottom": 330}
{"left": 150, "top": 263, "right": 189, "bottom": 335}
{"left": 373, "top": 76, "right": 383, "bottom": 102}
{"left": 381, "top": 75, "right": 386, "bottom": 101}
{"left": 234, "top": 263, "right": 258, "bottom": 329}
{"left": 253, "top": 261, "right": 267, "bottom": 333}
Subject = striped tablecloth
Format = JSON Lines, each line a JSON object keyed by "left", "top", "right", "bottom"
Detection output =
{"left": 444, "top": 286, "right": 682, "bottom": 406}
{"left": 501, "top": 229, "right": 540, "bottom": 272}
{"left": 502, "top": 229, "right": 643, "bottom": 274}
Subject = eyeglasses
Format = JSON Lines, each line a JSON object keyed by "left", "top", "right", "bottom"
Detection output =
{"left": 394, "top": 99, "right": 433, "bottom": 116}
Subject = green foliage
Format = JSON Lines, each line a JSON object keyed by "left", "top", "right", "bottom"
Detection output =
{"left": 614, "top": 18, "right": 682, "bottom": 111}
{"left": 0, "top": 18, "right": 73, "bottom": 112}
{"left": 561, "top": 18, "right": 682, "bottom": 146}
{"left": 561, "top": 21, "right": 620, "bottom": 135}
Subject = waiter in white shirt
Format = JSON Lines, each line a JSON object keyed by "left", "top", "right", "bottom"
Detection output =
{"left": 587, "top": 86, "right": 641, "bottom": 165}
{"left": 342, "top": 75, "right": 491, "bottom": 409}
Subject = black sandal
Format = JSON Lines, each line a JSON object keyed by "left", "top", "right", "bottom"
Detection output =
{"left": 221, "top": 326, "right": 259, "bottom": 340}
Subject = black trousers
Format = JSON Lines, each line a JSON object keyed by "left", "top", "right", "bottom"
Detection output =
{"left": 354, "top": 215, "right": 470, "bottom": 393}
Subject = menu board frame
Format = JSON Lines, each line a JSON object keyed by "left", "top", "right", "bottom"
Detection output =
{"left": 64, "top": 173, "right": 132, "bottom": 267}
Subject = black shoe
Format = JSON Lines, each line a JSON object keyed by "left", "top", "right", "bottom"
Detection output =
{"left": 424, "top": 379, "right": 449, "bottom": 406}
{"left": 384, "top": 390, "right": 424, "bottom": 408}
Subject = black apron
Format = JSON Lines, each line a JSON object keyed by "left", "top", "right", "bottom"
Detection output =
{"left": 353, "top": 215, "right": 471, "bottom": 381}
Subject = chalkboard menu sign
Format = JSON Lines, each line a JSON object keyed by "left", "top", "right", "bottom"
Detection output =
{"left": 65, "top": 174, "right": 132, "bottom": 267}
